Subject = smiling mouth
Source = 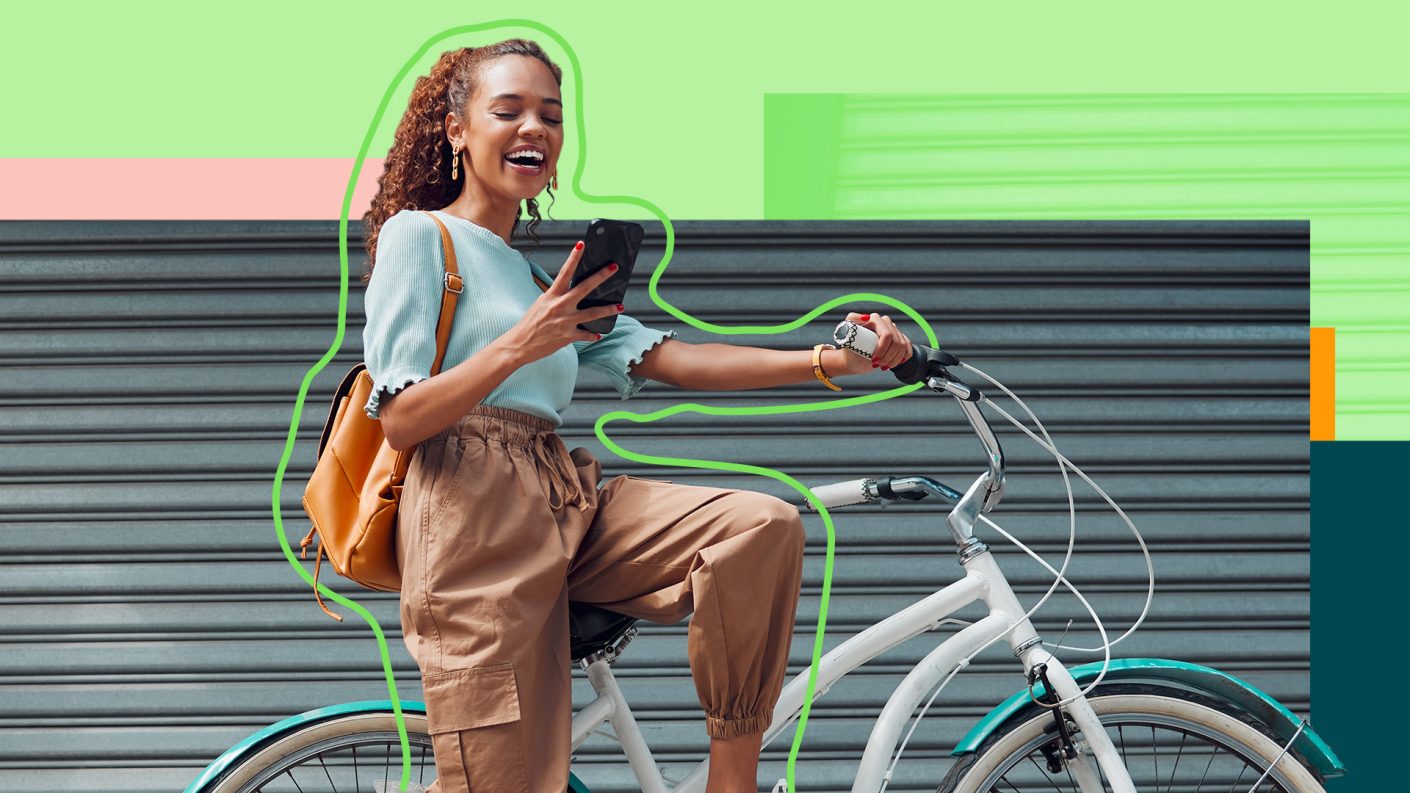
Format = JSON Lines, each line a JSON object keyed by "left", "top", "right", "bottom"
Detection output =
{"left": 504, "top": 150, "right": 545, "bottom": 174}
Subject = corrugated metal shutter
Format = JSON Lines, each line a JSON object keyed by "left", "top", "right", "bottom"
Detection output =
{"left": 0, "top": 219, "right": 1308, "bottom": 793}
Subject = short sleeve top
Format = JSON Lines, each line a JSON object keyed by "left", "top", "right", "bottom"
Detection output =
{"left": 361, "top": 209, "right": 675, "bottom": 426}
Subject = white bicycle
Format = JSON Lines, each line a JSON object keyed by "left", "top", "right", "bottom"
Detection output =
{"left": 188, "top": 323, "right": 1342, "bottom": 793}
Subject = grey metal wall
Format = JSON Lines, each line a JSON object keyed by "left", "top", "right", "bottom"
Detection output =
{"left": 0, "top": 220, "right": 1309, "bottom": 792}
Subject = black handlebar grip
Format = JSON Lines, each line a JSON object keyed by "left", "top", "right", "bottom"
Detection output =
{"left": 875, "top": 476, "right": 929, "bottom": 501}
{"left": 889, "top": 345, "right": 929, "bottom": 384}
{"left": 890, "top": 344, "right": 960, "bottom": 385}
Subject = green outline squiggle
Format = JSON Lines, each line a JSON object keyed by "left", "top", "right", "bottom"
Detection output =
{"left": 271, "top": 20, "right": 938, "bottom": 793}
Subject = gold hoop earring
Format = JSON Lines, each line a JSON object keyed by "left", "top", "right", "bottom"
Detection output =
{"left": 451, "top": 147, "right": 460, "bottom": 180}
{"left": 550, "top": 173, "right": 558, "bottom": 191}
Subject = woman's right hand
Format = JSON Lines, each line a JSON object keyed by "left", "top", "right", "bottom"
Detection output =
{"left": 500, "top": 240, "right": 626, "bottom": 365}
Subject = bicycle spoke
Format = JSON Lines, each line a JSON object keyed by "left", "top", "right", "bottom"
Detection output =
{"left": 1151, "top": 725, "right": 1158, "bottom": 788}
{"left": 1024, "top": 754, "right": 1064, "bottom": 793}
{"left": 1165, "top": 730, "right": 1187, "bottom": 793}
{"left": 1197, "top": 741, "right": 1219, "bottom": 792}
{"left": 317, "top": 753, "right": 338, "bottom": 793}
{"left": 283, "top": 768, "right": 307, "bottom": 793}
{"left": 352, "top": 744, "right": 359, "bottom": 792}
{"left": 1227, "top": 761, "right": 1247, "bottom": 793}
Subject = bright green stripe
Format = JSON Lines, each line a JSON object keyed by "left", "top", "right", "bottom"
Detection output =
{"left": 764, "top": 93, "right": 1410, "bottom": 436}
{"left": 763, "top": 95, "right": 845, "bottom": 220}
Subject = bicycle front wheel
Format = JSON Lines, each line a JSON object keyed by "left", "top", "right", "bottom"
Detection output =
{"left": 939, "top": 684, "right": 1324, "bottom": 793}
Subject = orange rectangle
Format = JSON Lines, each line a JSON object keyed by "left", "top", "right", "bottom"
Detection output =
{"left": 1311, "top": 327, "right": 1335, "bottom": 441}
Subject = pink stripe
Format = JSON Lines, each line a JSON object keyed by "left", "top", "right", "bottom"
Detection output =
{"left": 0, "top": 159, "right": 386, "bottom": 219}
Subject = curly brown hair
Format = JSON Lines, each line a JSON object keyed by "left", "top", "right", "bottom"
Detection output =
{"left": 360, "top": 39, "right": 564, "bottom": 284}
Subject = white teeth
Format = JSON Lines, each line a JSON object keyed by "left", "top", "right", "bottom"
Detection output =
{"left": 508, "top": 149, "right": 543, "bottom": 161}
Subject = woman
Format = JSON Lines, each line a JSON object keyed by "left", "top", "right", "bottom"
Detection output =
{"left": 361, "top": 39, "right": 912, "bottom": 793}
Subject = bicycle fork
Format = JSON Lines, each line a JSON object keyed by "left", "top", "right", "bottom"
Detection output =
{"left": 1016, "top": 652, "right": 1137, "bottom": 793}
{"left": 848, "top": 550, "right": 1138, "bottom": 793}
{"left": 980, "top": 545, "right": 1138, "bottom": 793}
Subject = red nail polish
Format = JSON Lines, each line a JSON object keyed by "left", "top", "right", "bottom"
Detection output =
{"left": 859, "top": 314, "right": 871, "bottom": 322}
{"left": 574, "top": 241, "right": 584, "bottom": 251}
{"left": 595, "top": 333, "right": 603, "bottom": 340}
{"left": 872, "top": 364, "right": 878, "bottom": 369}
{"left": 616, "top": 303, "right": 624, "bottom": 311}
{"left": 608, "top": 263, "right": 619, "bottom": 272}
{"left": 882, "top": 366, "right": 890, "bottom": 371}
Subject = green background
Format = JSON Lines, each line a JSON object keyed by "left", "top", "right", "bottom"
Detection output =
{"left": 5, "top": 1, "right": 1404, "bottom": 435}
{"left": 5, "top": 1, "right": 1401, "bottom": 787}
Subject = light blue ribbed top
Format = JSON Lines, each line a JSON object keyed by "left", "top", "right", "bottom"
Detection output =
{"left": 361, "top": 209, "right": 675, "bottom": 427}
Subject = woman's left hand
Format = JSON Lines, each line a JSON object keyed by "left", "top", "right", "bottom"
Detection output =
{"left": 844, "top": 312, "right": 913, "bottom": 372}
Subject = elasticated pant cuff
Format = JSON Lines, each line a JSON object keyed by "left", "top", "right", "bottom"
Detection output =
{"left": 706, "top": 710, "right": 772, "bottom": 739}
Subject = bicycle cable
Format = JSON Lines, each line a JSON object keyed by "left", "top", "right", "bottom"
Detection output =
{"left": 876, "top": 353, "right": 1159, "bottom": 785}
{"left": 880, "top": 363, "right": 1092, "bottom": 789}
{"left": 965, "top": 361, "right": 1156, "bottom": 655}
{"left": 962, "top": 361, "right": 1113, "bottom": 704}
{"left": 885, "top": 359, "right": 1161, "bottom": 761}
{"left": 963, "top": 361, "right": 1156, "bottom": 710}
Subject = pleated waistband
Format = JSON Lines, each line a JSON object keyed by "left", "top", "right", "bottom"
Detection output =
{"left": 434, "top": 404, "right": 557, "bottom": 443}
{"left": 431, "top": 404, "right": 589, "bottom": 512}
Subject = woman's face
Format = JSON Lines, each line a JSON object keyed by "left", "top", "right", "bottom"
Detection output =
{"left": 455, "top": 55, "right": 564, "bottom": 205}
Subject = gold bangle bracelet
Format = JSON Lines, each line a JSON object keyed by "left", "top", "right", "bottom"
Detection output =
{"left": 812, "top": 344, "right": 842, "bottom": 391}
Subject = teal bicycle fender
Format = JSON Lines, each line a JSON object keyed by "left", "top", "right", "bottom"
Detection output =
{"left": 182, "top": 700, "right": 594, "bottom": 793}
{"left": 182, "top": 700, "right": 427, "bottom": 793}
{"left": 951, "top": 658, "right": 1345, "bottom": 779}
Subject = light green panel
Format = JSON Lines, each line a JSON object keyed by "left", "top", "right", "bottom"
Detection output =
{"left": 763, "top": 93, "right": 1410, "bottom": 438}
{"left": 5, "top": 2, "right": 1410, "bottom": 221}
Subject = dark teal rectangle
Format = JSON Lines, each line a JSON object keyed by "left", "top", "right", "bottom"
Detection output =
{"left": 1312, "top": 440, "right": 1399, "bottom": 789}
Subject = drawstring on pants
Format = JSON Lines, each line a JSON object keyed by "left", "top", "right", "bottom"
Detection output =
{"left": 443, "top": 405, "right": 592, "bottom": 513}
{"left": 531, "top": 431, "right": 590, "bottom": 512}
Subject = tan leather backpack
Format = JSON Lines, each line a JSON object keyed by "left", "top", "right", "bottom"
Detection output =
{"left": 298, "top": 211, "right": 463, "bottom": 621}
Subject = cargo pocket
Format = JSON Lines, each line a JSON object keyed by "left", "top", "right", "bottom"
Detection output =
{"left": 423, "top": 662, "right": 521, "bottom": 732}
{"left": 423, "top": 663, "right": 529, "bottom": 792}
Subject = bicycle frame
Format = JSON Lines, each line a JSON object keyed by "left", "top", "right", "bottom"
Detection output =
{"left": 570, "top": 536, "right": 1136, "bottom": 793}
{"left": 567, "top": 376, "right": 1137, "bottom": 793}
{"left": 186, "top": 349, "right": 1336, "bottom": 793}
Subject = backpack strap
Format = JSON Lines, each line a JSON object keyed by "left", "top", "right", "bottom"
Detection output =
{"left": 422, "top": 211, "right": 463, "bottom": 377}
{"left": 298, "top": 212, "right": 473, "bottom": 623}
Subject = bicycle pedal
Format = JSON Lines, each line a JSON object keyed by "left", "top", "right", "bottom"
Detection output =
{"left": 372, "top": 781, "right": 430, "bottom": 793}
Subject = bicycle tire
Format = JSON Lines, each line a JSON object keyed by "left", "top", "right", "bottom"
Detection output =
{"left": 938, "top": 684, "right": 1324, "bottom": 793}
{"left": 206, "top": 712, "right": 436, "bottom": 793}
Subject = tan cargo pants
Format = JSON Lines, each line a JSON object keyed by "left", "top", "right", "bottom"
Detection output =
{"left": 395, "top": 405, "right": 807, "bottom": 792}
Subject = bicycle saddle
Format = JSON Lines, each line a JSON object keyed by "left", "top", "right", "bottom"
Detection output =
{"left": 568, "top": 601, "right": 639, "bottom": 662}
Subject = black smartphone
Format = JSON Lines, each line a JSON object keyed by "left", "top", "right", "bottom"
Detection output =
{"left": 570, "top": 218, "right": 643, "bottom": 335}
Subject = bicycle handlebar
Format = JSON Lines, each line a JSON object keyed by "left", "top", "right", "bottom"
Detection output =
{"left": 832, "top": 321, "right": 977, "bottom": 395}
{"left": 819, "top": 322, "right": 1008, "bottom": 541}
{"left": 803, "top": 476, "right": 964, "bottom": 512}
